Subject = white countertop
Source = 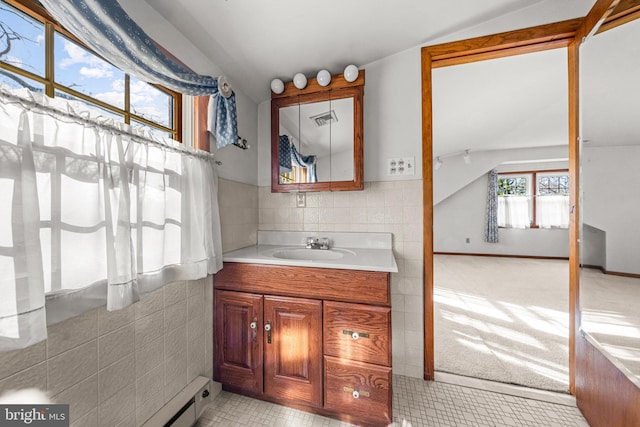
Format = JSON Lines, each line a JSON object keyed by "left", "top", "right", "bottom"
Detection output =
{"left": 222, "top": 231, "right": 398, "bottom": 273}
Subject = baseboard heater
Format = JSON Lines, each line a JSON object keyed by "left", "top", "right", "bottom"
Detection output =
{"left": 142, "top": 376, "right": 218, "bottom": 427}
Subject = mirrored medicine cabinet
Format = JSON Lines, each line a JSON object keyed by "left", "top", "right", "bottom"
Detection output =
{"left": 271, "top": 72, "right": 364, "bottom": 192}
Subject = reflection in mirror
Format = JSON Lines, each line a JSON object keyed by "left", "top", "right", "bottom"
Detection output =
{"left": 432, "top": 48, "right": 571, "bottom": 392}
{"left": 277, "top": 97, "right": 354, "bottom": 184}
{"left": 580, "top": 15, "right": 640, "bottom": 385}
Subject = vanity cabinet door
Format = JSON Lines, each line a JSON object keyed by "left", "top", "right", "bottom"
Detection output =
{"left": 263, "top": 296, "right": 323, "bottom": 408}
{"left": 214, "top": 290, "right": 263, "bottom": 396}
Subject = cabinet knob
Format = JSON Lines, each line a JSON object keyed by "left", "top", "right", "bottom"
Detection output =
{"left": 264, "top": 323, "right": 272, "bottom": 332}
{"left": 352, "top": 332, "right": 359, "bottom": 340}
{"left": 352, "top": 390, "right": 360, "bottom": 399}
{"left": 250, "top": 321, "right": 257, "bottom": 329}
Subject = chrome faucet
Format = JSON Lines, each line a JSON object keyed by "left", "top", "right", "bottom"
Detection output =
{"left": 306, "top": 237, "right": 330, "bottom": 250}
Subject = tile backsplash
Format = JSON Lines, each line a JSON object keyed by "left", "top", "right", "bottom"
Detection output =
{"left": 0, "top": 277, "right": 214, "bottom": 426}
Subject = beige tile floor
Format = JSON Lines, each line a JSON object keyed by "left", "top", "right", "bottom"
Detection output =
{"left": 195, "top": 374, "right": 589, "bottom": 427}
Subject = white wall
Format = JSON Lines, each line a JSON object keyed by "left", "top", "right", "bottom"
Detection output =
{"left": 583, "top": 145, "right": 640, "bottom": 274}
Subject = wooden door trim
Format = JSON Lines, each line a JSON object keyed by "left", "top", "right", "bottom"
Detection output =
{"left": 421, "top": 19, "right": 582, "bottom": 388}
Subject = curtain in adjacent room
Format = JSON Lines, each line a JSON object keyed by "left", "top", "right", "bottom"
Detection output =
{"left": 498, "top": 196, "right": 532, "bottom": 228}
{"left": 484, "top": 170, "right": 499, "bottom": 243}
{"left": 0, "top": 87, "right": 223, "bottom": 351}
{"left": 38, "top": 0, "right": 238, "bottom": 148}
{"left": 538, "top": 195, "right": 570, "bottom": 228}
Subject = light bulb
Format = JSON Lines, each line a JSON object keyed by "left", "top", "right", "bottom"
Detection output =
{"left": 343, "top": 64, "right": 359, "bottom": 82}
{"left": 293, "top": 73, "right": 307, "bottom": 89}
{"left": 270, "top": 78, "right": 284, "bottom": 94}
{"left": 317, "top": 69, "right": 331, "bottom": 86}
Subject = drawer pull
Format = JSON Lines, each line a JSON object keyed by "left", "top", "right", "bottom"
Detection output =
{"left": 342, "top": 386, "right": 370, "bottom": 398}
{"left": 343, "top": 329, "right": 369, "bottom": 340}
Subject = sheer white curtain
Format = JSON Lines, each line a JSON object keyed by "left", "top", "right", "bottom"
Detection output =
{"left": 538, "top": 195, "right": 570, "bottom": 228}
{"left": 0, "top": 88, "right": 223, "bottom": 351}
{"left": 498, "top": 196, "right": 531, "bottom": 228}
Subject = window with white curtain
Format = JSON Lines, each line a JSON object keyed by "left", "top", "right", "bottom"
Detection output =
{"left": 498, "top": 171, "right": 569, "bottom": 229}
{"left": 0, "top": 0, "right": 222, "bottom": 352}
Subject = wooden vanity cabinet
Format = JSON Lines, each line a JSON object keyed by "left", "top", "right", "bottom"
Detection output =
{"left": 214, "top": 290, "right": 323, "bottom": 407}
{"left": 214, "top": 262, "right": 392, "bottom": 426}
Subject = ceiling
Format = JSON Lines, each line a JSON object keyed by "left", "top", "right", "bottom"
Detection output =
{"left": 432, "top": 48, "right": 569, "bottom": 158}
{"left": 132, "top": 0, "right": 640, "bottom": 161}
{"left": 140, "top": 0, "right": 596, "bottom": 103}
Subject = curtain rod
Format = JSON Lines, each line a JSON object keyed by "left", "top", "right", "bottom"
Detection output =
{"left": 0, "top": 87, "right": 217, "bottom": 161}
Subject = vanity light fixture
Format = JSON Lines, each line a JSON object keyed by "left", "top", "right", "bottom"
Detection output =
{"left": 317, "top": 69, "right": 331, "bottom": 86}
{"left": 463, "top": 150, "right": 471, "bottom": 164}
{"left": 293, "top": 73, "right": 308, "bottom": 89}
{"left": 344, "top": 64, "right": 359, "bottom": 82}
{"left": 271, "top": 78, "right": 285, "bottom": 94}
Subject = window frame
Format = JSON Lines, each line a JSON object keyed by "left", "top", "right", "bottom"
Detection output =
{"left": 0, "top": 0, "right": 182, "bottom": 141}
{"left": 498, "top": 168, "right": 569, "bottom": 229}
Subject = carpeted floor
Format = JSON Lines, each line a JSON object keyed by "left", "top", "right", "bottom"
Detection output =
{"left": 434, "top": 254, "right": 570, "bottom": 392}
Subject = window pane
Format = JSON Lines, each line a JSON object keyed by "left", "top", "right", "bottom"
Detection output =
{"left": 538, "top": 174, "right": 569, "bottom": 195}
{"left": 130, "top": 75, "right": 173, "bottom": 128}
{"left": 54, "top": 32, "right": 125, "bottom": 109}
{"left": 498, "top": 176, "right": 528, "bottom": 195}
{"left": 131, "top": 119, "right": 173, "bottom": 140}
{"left": 54, "top": 89, "right": 123, "bottom": 122}
{"left": 0, "top": 67, "right": 44, "bottom": 92}
{"left": 0, "top": 1, "right": 45, "bottom": 76}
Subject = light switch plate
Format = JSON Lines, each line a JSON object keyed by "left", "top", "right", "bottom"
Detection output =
{"left": 387, "top": 157, "right": 415, "bottom": 176}
{"left": 296, "top": 192, "right": 306, "bottom": 208}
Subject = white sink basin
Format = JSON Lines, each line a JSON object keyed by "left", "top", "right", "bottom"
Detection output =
{"left": 270, "top": 248, "right": 354, "bottom": 261}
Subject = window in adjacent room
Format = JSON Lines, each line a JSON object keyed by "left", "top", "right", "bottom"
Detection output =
{"left": 498, "top": 170, "right": 569, "bottom": 229}
{"left": 0, "top": 0, "right": 182, "bottom": 140}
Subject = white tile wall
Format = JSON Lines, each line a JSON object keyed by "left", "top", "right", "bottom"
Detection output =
{"left": 218, "top": 178, "right": 259, "bottom": 252}
{"left": 258, "top": 180, "right": 425, "bottom": 378}
{"left": 0, "top": 276, "right": 214, "bottom": 426}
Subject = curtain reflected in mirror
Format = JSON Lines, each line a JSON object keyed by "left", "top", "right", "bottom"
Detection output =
{"left": 580, "top": 15, "right": 640, "bottom": 385}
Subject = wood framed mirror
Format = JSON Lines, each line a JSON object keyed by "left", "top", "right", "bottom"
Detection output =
{"left": 271, "top": 72, "right": 364, "bottom": 193}
{"left": 579, "top": 0, "right": 640, "bottom": 393}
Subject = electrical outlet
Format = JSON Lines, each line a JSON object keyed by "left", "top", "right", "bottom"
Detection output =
{"left": 388, "top": 157, "right": 415, "bottom": 176}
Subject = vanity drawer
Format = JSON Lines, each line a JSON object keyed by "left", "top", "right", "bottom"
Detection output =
{"left": 324, "top": 356, "right": 392, "bottom": 426}
{"left": 324, "top": 301, "right": 391, "bottom": 366}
